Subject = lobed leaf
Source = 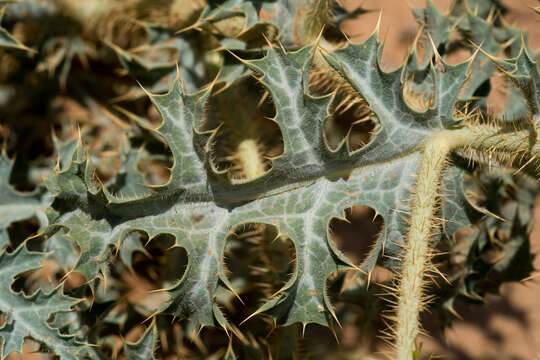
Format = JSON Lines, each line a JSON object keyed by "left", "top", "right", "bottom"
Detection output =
{"left": 39, "top": 30, "right": 484, "bottom": 332}
{"left": 0, "top": 245, "right": 91, "bottom": 359}
{"left": 0, "top": 155, "right": 48, "bottom": 250}
{"left": 123, "top": 321, "right": 158, "bottom": 360}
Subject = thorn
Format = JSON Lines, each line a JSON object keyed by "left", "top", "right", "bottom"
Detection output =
{"left": 276, "top": 38, "right": 287, "bottom": 55}
{"left": 447, "top": 304, "right": 463, "bottom": 320}
{"left": 329, "top": 322, "right": 339, "bottom": 343}
{"left": 143, "top": 311, "right": 160, "bottom": 324}
{"left": 521, "top": 272, "right": 540, "bottom": 283}
{"left": 427, "top": 34, "right": 445, "bottom": 73}
{"left": 137, "top": 79, "right": 154, "bottom": 99}
{"left": 374, "top": 10, "right": 383, "bottom": 39}
{"left": 261, "top": 32, "right": 275, "bottom": 49}
{"left": 222, "top": 277, "right": 245, "bottom": 306}
{"left": 341, "top": 216, "right": 351, "bottom": 224}
{"left": 201, "top": 66, "right": 222, "bottom": 94}
{"left": 257, "top": 90, "right": 270, "bottom": 108}
{"left": 271, "top": 232, "right": 282, "bottom": 243}
{"left": 486, "top": 5, "right": 496, "bottom": 24}
{"left": 467, "top": 39, "right": 485, "bottom": 64}
{"left": 313, "top": 23, "right": 326, "bottom": 49}
{"left": 59, "top": 269, "right": 74, "bottom": 284}
{"left": 100, "top": 270, "right": 108, "bottom": 292}
{"left": 224, "top": 48, "right": 251, "bottom": 68}
{"left": 240, "top": 308, "right": 262, "bottom": 325}
{"left": 513, "top": 154, "right": 535, "bottom": 175}
{"left": 176, "top": 21, "right": 203, "bottom": 35}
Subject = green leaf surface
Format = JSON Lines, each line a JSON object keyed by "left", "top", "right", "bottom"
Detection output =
{"left": 108, "top": 144, "right": 152, "bottom": 199}
{"left": 0, "top": 155, "right": 48, "bottom": 250}
{"left": 457, "top": 12, "right": 507, "bottom": 101}
{"left": 246, "top": 46, "right": 333, "bottom": 170}
{"left": 441, "top": 162, "right": 484, "bottom": 242}
{"left": 149, "top": 80, "right": 213, "bottom": 194}
{"left": 0, "top": 246, "right": 89, "bottom": 360}
{"left": 324, "top": 35, "right": 469, "bottom": 163}
{"left": 41, "top": 33, "right": 504, "bottom": 332}
{"left": 490, "top": 45, "right": 540, "bottom": 123}
{"left": 411, "top": 0, "right": 452, "bottom": 68}
{"left": 200, "top": 0, "right": 314, "bottom": 46}
{"left": 124, "top": 321, "right": 158, "bottom": 360}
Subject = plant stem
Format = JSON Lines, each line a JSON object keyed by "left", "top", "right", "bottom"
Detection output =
{"left": 460, "top": 124, "right": 538, "bottom": 175}
{"left": 462, "top": 124, "right": 536, "bottom": 154}
{"left": 395, "top": 133, "right": 452, "bottom": 360}
{"left": 395, "top": 124, "right": 537, "bottom": 359}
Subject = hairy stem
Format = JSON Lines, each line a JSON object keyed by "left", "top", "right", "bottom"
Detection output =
{"left": 463, "top": 124, "right": 536, "bottom": 154}
{"left": 395, "top": 133, "right": 451, "bottom": 360}
{"left": 461, "top": 124, "right": 539, "bottom": 175}
{"left": 395, "top": 124, "right": 537, "bottom": 359}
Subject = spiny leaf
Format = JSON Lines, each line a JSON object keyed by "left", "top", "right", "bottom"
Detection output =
{"left": 149, "top": 79, "right": 213, "bottom": 194}
{"left": 108, "top": 142, "right": 152, "bottom": 199}
{"left": 41, "top": 32, "right": 484, "bottom": 331}
{"left": 440, "top": 161, "right": 485, "bottom": 242}
{"left": 44, "top": 140, "right": 116, "bottom": 281}
{"left": 0, "top": 245, "right": 91, "bottom": 359}
{"left": 323, "top": 34, "right": 470, "bottom": 163}
{"left": 0, "top": 154, "right": 48, "bottom": 250}
{"left": 123, "top": 320, "right": 158, "bottom": 360}
{"left": 411, "top": 0, "right": 452, "bottom": 69}
{"left": 107, "top": 31, "right": 206, "bottom": 97}
{"left": 488, "top": 43, "right": 540, "bottom": 124}
{"left": 0, "top": 2, "right": 33, "bottom": 53}
{"left": 245, "top": 45, "right": 334, "bottom": 170}
{"left": 410, "top": 0, "right": 527, "bottom": 107}
{"left": 200, "top": 0, "right": 327, "bottom": 47}
{"left": 40, "top": 23, "right": 533, "bottom": 339}
{"left": 228, "top": 155, "right": 419, "bottom": 326}
{"left": 437, "top": 168, "right": 537, "bottom": 317}
{"left": 458, "top": 10, "right": 508, "bottom": 100}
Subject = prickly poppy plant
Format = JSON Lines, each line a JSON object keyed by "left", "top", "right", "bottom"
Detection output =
{"left": 0, "top": 0, "right": 538, "bottom": 359}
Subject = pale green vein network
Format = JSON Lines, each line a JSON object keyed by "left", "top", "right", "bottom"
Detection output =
{"left": 40, "top": 32, "right": 486, "bottom": 332}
